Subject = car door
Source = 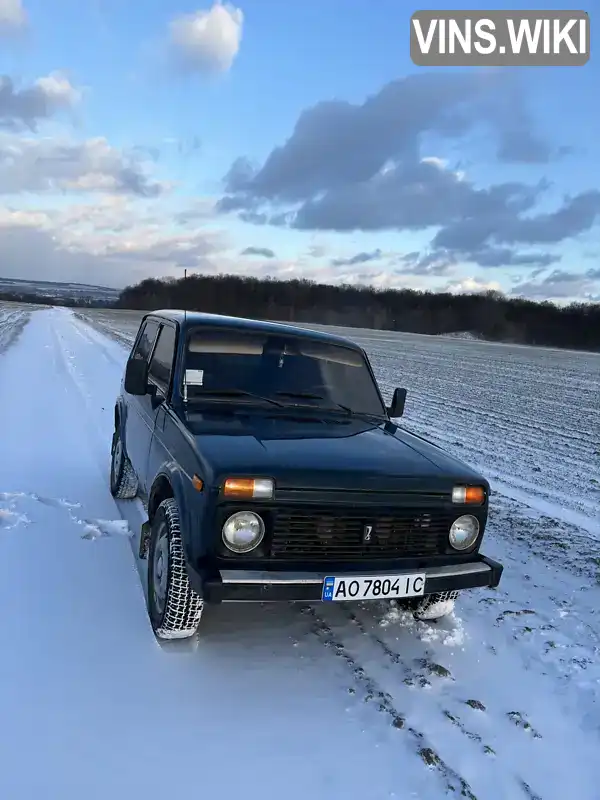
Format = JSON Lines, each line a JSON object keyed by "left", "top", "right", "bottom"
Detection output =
{"left": 145, "top": 322, "right": 178, "bottom": 490}
{"left": 125, "top": 318, "right": 160, "bottom": 482}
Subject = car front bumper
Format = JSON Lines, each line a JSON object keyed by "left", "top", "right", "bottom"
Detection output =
{"left": 197, "top": 554, "right": 503, "bottom": 603}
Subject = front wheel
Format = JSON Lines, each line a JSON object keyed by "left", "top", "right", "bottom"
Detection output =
{"left": 147, "top": 498, "right": 204, "bottom": 640}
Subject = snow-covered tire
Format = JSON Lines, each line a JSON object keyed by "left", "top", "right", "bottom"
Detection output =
{"left": 413, "top": 591, "right": 459, "bottom": 622}
{"left": 110, "top": 426, "right": 138, "bottom": 499}
{"left": 147, "top": 498, "right": 204, "bottom": 640}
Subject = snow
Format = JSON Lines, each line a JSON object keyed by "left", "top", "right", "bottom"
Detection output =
{"left": 437, "top": 331, "right": 483, "bottom": 341}
{"left": 1, "top": 303, "right": 599, "bottom": 800}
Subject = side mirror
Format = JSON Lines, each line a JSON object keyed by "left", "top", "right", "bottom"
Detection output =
{"left": 387, "top": 387, "right": 407, "bottom": 418}
{"left": 124, "top": 358, "right": 149, "bottom": 396}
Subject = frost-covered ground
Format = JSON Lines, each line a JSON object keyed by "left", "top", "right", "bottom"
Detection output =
{"left": 1, "top": 303, "right": 599, "bottom": 800}
{"left": 0, "top": 301, "right": 34, "bottom": 354}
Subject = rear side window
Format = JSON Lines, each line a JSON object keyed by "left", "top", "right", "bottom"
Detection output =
{"left": 149, "top": 324, "right": 177, "bottom": 392}
{"left": 132, "top": 320, "right": 159, "bottom": 363}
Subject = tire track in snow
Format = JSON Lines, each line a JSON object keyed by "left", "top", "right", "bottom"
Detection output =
{"left": 1, "top": 315, "right": 134, "bottom": 541}
{"left": 339, "top": 603, "right": 494, "bottom": 753}
{"left": 73, "top": 310, "right": 140, "bottom": 350}
{"left": 310, "top": 600, "right": 553, "bottom": 800}
{"left": 50, "top": 321, "right": 110, "bottom": 461}
{"left": 69, "top": 313, "right": 128, "bottom": 368}
{"left": 301, "top": 604, "right": 479, "bottom": 799}
{"left": 47, "top": 313, "right": 148, "bottom": 530}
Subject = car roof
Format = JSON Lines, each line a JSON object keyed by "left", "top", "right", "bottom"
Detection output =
{"left": 145, "top": 309, "right": 363, "bottom": 351}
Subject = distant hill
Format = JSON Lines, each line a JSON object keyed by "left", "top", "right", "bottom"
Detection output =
{"left": 0, "top": 277, "right": 120, "bottom": 305}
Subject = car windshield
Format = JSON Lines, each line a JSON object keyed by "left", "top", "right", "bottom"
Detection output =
{"left": 181, "top": 327, "right": 386, "bottom": 417}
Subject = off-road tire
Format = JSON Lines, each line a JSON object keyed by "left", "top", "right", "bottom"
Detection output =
{"left": 110, "top": 427, "right": 138, "bottom": 499}
{"left": 413, "top": 591, "right": 459, "bottom": 622}
{"left": 147, "top": 498, "right": 204, "bottom": 640}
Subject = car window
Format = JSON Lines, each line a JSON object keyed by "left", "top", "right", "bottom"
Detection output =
{"left": 148, "top": 324, "right": 177, "bottom": 393}
{"left": 132, "top": 320, "right": 160, "bottom": 363}
{"left": 183, "top": 328, "right": 385, "bottom": 416}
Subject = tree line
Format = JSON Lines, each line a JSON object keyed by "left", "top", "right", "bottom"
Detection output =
{"left": 2, "top": 275, "right": 598, "bottom": 351}
{"left": 114, "top": 274, "right": 600, "bottom": 352}
{"left": 0, "top": 291, "right": 113, "bottom": 308}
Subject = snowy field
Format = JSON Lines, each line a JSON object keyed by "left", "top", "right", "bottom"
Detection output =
{"left": 0, "top": 300, "right": 37, "bottom": 354}
{"left": 1, "top": 302, "right": 599, "bottom": 800}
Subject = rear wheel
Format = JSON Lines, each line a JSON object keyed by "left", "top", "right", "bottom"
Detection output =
{"left": 147, "top": 498, "right": 204, "bottom": 640}
{"left": 110, "top": 426, "right": 138, "bottom": 499}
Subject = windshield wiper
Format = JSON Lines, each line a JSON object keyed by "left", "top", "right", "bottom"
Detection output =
{"left": 274, "top": 393, "right": 386, "bottom": 421}
{"left": 332, "top": 404, "right": 387, "bottom": 421}
{"left": 186, "top": 389, "right": 285, "bottom": 407}
{"left": 274, "top": 391, "right": 324, "bottom": 401}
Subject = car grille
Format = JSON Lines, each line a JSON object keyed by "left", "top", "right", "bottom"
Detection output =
{"left": 270, "top": 509, "right": 450, "bottom": 560}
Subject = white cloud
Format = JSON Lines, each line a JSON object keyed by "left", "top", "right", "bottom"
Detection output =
{"left": 34, "top": 72, "right": 82, "bottom": 109}
{"left": 306, "top": 242, "right": 329, "bottom": 259}
{"left": 0, "top": 73, "right": 81, "bottom": 129}
{"left": 0, "top": 134, "right": 164, "bottom": 196}
{"left": 0, "top": 0, "right": 26, "bottom": 31}
{"left": 174, "top": 198, "right": 218, "bottom": 224}
{"left": 0, "top": 206, "right": 52, "bottom": 228}
{"left": 169, "top": 3, "right": 243, "bottom": 74}
{"left": 444, "top": 277, "right": 503, "bottom": 295}
{"left": 511, "top": 268, "right": 600, "bottom": 302}
{"left": 0, "top": 191, "right": 234, "bottom": 287}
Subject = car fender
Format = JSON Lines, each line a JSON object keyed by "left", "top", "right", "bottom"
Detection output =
{"left": 149, "top": 463, "right": 204, "bottom": 565}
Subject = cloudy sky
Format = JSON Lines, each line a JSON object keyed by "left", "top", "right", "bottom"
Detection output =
{"left": 0, "top": 0, "right": 598, "bottom": 302}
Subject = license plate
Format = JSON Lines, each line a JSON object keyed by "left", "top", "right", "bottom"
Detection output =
{"left": 321, "top": 573, "right": 426, "bottom": 602}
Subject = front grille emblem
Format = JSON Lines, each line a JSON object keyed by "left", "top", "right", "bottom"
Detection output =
{"left": 362, "top": 524, "right": 373, "bottom": 543}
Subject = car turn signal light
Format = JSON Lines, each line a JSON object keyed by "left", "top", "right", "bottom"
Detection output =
{"left": 223, "top": 477, "right": 274, "bottom": 499}
{"left": 452, "top": 485, "right": 486, "bottom": 505}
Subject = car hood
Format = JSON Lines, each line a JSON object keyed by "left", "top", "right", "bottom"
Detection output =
{"left": 185, "top": 414, "right": 485, "bottom": 491}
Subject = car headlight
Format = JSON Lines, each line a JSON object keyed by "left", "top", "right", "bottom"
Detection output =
{"left": 222, "top": 511, "right": 265, "bottom": 554}
{"left": 449, "top": 515, "right": 480, "bottom": 551}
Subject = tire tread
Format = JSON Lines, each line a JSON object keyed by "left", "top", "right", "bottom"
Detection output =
{"left": 112, "top": 456, "right": 138, "bottom": 499}
{"left": 152, "top": 498, "right": 203, "bottom": 640}
{"left": 413, "top": 590, "right": 459, "bottom": 621}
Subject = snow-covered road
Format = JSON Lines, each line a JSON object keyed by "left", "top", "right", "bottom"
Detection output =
{"left": 1, "top": 304, "right": 599, "bottom": 800}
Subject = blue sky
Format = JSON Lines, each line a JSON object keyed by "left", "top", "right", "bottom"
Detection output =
{"left": 0, "top": 0, "right": 598, "bottom": 301}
